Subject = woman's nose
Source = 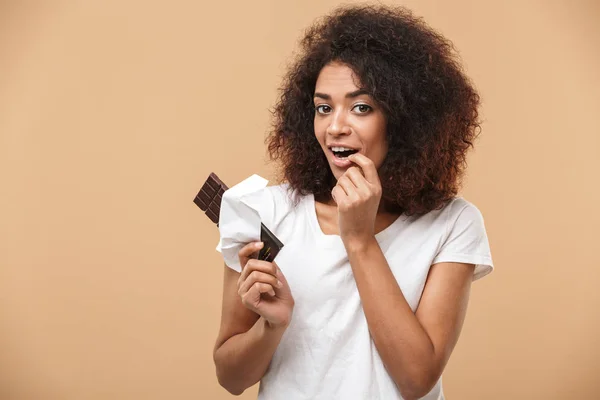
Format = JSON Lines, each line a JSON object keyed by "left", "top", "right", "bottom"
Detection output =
{"left": 326, "top": 110, "right": 351, "bottom": 136}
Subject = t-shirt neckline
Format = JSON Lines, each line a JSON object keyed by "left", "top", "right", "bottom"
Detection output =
{"left": 305, "top": 193, "right": 406, "bottom": 244}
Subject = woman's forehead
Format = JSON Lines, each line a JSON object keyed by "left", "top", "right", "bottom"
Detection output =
{"left": 315, "top": 62, "right": 363, "bottom": 92}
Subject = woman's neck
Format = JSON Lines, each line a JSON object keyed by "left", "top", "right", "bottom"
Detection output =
{"left": 314, "top": 196, "right": 400, "bottom": 236}
{"left": 317, "top": 196, "right": 392, "bottom": 215}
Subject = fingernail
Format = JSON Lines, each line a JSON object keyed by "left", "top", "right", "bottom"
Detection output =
{"left": 277, "top": 280, "right": 283, "bottom": 288}
{"left": 256, "top": 242, "right": 264, "bottom": 248}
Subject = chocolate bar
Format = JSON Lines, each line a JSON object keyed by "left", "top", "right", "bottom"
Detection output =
{"left": 193, "top": 173, "right": 227, "bottom": 224}
{"left": 193, "top": 172, "right": 283, "bottom": 262}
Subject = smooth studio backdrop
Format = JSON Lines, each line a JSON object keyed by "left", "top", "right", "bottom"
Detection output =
{"left": 1, "top": 1, "right": 599, "bottom": 399}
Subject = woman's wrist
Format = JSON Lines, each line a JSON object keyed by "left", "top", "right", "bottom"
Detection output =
{"left": 343, "top": 235, "right": 378, "bottom": 255}
{"left": 261, "top": 316, "right": 290, "bottom": 334}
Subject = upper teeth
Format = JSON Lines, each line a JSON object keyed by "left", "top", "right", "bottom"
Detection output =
{"left": 331, "top": 146, "right": 354, "bottom": 152}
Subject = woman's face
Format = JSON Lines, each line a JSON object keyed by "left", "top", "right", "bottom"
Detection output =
{"left": 313, "top": 62, "right": 388, "bottom": 180}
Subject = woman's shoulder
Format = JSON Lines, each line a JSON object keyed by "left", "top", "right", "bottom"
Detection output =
{"left": 434, "top": 197, "right": 490, "bottom": 257}
{"left": 441, "top": 197, "right": 486, "bottom": 225}
{"left": 403, "top": 197, "right": 486, "bottom": 235}
{"left": 432, "top": 197, "right": 494, "bottom": 279}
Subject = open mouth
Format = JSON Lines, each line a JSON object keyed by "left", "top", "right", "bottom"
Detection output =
{"left": 329, "top": 146, "right": 359, "bottom": 159}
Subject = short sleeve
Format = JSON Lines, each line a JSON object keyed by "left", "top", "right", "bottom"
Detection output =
{"left": 432, "top": 200, "right": 494, "bottom": 281}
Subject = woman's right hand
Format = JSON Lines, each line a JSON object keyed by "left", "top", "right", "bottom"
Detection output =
{"left": 237, "top": 242, "right": 295, "bottom": 328}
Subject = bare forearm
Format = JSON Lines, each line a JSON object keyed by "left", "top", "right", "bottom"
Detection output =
{"left": 214, "top": 317, "right": 287, "bottom": 395}
{"left": 346, "top": 238, "right": 439, "bottom": 398}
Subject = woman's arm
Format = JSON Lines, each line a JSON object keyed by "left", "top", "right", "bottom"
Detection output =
{"left": 213, "top": 243, "right": 294, "bottom": 395}
{"left": 212, "top": 266, "right": 284, "bottom": 395}
{"left": 347, "top": 239, "right": 474, "bottom": 399}
{"left": 332, "top": 153, "right": 475, "bottom": 399}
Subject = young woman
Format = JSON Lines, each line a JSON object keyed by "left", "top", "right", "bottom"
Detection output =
{"left": 213, "top": 5, "right": 493, "bottom": 400}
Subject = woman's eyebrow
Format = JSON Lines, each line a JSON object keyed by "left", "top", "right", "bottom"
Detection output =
{"left": 313, "top": 89, "right": 370, "bottom": 100}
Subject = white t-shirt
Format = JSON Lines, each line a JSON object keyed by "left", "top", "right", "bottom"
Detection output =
{"left": 218, "top": 183, "right": 493, "bottom": 400}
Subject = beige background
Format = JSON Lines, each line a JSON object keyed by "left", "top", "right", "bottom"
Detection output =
{"left": 1, "top": 0, "right": 598, "bottom": 399}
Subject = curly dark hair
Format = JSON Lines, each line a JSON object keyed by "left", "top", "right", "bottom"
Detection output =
{"left": 266, "top": 4, "right": 481, "bottom": 215}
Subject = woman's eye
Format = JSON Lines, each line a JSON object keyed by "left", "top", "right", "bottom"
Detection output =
{"left": 315, "top": 105, "right": 332, "bottom": 114}
{"left": 353, "top": 104, "right": 372, "bottom": 114}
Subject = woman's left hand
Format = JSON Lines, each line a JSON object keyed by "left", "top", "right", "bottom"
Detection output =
{"left": 331, "top": 153, "right": 382, "bottom": 248}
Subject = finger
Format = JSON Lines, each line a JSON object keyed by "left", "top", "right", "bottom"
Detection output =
{"left": 238, "top": 270, "right": 281, "bottom": 296}
{"left": 348, "top": 164, "right": 365, "bottom": 177}
{"left": 331, "top": 185, "right": 346, "bottom": 205}
{"left": 238, "top": 259, "right": 278, "bottom": 287}
{"left": 241, "top": 282, "right": 276, "bottom": 309}
{"left": 336, "top": 175, "right": 359, "bottom": 200}
{"left": 347, "top": 153, "right": 380, "bottom": 185}
{"left": 239, "top": 270, "right": 281, "bottom": 293}
{"left": 238, "top": 242, "right": 264, "bottom": 270}
{"left": 248, "top": 282, "right": 276, "bottom": 300}
{"left": 344, "top": 167, "right": 369, "bottom": 192}
{"left": 238, "top": 242, "right": 264, "bottom": 260}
